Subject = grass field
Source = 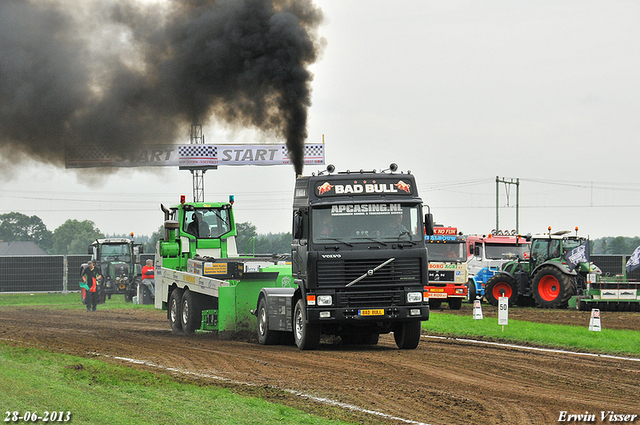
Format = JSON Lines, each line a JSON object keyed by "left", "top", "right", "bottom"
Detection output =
{"left": 0, "top": 345, "right": 354, "bottom": 425}
{"left": 424, "top": 312, "right": 640, "bottom": 357}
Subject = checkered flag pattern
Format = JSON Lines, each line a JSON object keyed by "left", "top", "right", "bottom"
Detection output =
{"left": 281, "top": 144, "right": 324, "bottom": 158}
{"left": 179, "top": 145, "right": 217, "bottom": 158}
{"left": 67, "top": 145, "right": 111, "bottom": 160}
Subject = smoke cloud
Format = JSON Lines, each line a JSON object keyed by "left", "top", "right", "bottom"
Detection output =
{"left": 0, "top": 0, "right": 324, "bottom": 175}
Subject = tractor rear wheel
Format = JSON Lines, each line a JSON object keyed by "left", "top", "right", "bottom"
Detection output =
{"left": 532, "top": 266, "right": 575, "bottom": 308}
{"left": 485, "top": 274, "right": 518, "bottom": 306}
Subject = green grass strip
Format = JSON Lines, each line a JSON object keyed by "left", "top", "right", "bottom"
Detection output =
{"left": 0, "top": 292, "right": 152, "bottom": 310}
{"left": 0, "top": 344, "right": 354, "bottom": 425}
{"left": 423, "top": 312, "right": 640, "bottom": 356}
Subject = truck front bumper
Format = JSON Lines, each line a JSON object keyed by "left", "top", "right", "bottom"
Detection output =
{"left": 307, "top": 305, "right": 429, "bottom": 323}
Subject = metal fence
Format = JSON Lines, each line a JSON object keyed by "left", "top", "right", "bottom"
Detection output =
{"left": 1, "top": 253, "right": 637, "bottom": 293}
{"left": 590, "top": 255, "right": 640, "bottom": 281}
{"left": 0, "top": 255, "right": 93, "bottom": 293}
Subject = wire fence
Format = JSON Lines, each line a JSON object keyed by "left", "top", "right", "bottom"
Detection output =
{"left": 0, "top": 253, "right": 155, "bottom": 293}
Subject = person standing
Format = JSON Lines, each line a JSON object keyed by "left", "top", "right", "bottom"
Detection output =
{"left": 82, "top": 260, "right": 101, "bottom": 312}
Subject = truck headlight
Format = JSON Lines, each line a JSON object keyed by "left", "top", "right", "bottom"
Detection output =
{"left": 407, "top": 292, "right": 422, "bottom": 303}
{"left": 455, "top": 288, "right": 465, "bottom": 294}
{"left": 317, "top": 295, "right": 332, "bottom": 306}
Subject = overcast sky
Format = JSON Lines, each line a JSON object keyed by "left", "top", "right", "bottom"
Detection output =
{"left": 1, "top": 1, "right": 639, "bottom": 240}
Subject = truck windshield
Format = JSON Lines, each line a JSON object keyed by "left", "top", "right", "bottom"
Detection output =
{"left": 485, "top": 243, "right": 529, "bottom": 260}
{"left": 184, "top": 208, "right": 231, "bottom": 239}
{"left": 100, "top": 244, "right": 131, "bottom": 262}
{"left": 428, "top": 243, "right": 466, "bottom": 262}
{"left": 312, "top": 203, "right": 421, "bottom": 244}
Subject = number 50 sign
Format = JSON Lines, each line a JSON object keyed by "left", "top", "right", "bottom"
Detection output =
{"left": 498, "top": 297, "right": 509, "bottom": 327}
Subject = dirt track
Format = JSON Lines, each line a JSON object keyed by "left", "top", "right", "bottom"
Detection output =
{"left": 1, "top": 304, "right": 639, "bottom": 425}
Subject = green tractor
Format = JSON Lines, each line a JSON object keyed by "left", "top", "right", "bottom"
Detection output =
{"left": 485, "top": 229, "right": 589, "bottom": 308}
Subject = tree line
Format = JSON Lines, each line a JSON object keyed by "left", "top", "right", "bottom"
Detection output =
{"left": 0, "top": 212, "right": 291, "bottom": 255}
{"left": 2, "top": 211, "right": 638, "bottom": 256}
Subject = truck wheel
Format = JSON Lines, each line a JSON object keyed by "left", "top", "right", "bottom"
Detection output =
{"left": 485, "top": 274, "right": 518, "bottom": 307}
{"left": 169, "top": 288, "right": 184, "bottom": 334}
{"left": 467, "top": 280, "right": 477, "bottom": 302}
{"left": 393, "top": 321, "right": 421, "bottom": 349}
{"left": 181, "top": 290, "right": 203, "bottom": 334}
{"left": 532, "top": 266, "right": 574, "bottom": 308}
{"left": 257, "top": 297, "right": 281, "bottom": 345}
{"left": 293, "top": 299, "right": 321, "bottom": 350}
{"left": 449, "top": 298, "right": 462, "bottom": 310}
{"left": 429, "top": 299, "right": 442, "bottom": 309}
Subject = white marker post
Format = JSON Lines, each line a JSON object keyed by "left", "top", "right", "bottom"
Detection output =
{"left": 473, "top": 300, "right": 483, "bottom": 320}
{"left": 589, "top": 308, "right": 601, "bottom": 332}
{"left": 498, "top": 297, "right": 508, "bottom": 331}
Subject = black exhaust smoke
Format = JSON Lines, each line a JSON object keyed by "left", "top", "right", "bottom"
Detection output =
{"left": 0, "top": 0, "right": 324, "bottom": 176}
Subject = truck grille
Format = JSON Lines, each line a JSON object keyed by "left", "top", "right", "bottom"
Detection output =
{"left": 316, "top": 257, "right": 422, "bottom": 287}
{"left": 337, "top": 291, "right": 403, "bottom": 308}
{"left": 428, "top": 270, "right": 455, "bottom": 282}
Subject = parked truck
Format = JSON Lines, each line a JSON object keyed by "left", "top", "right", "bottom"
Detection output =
{"left": 465, "top": 233, "right": 530, "bottom": 302}
{"left": 154, "top": 164, "right": 434, "bottom": 350}
{"left": 81, "top": 237, "right": 144, "bottom": 304}
{"left": 425, "top": 227, "right": 467, "bottom": 310}
{"left": 484, "top": 228, "right": 588, "bottom": 308}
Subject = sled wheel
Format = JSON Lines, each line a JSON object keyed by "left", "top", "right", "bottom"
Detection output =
{"left": 169, "top": 288, "right": 184, "bottom": 334}
{"left": 293, "top": 299, "right": 321, "bottom": 350}
{"left": 257, "top": 297, "right": 281, "bottom": 345}
{"left": 393, "top": 321, "right": 421, "bottom": 349}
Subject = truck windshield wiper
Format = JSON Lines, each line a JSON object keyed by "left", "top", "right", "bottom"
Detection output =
{"left": 353, "top": 237, "right": 387, "bottom": 247}
{"left": 318, "top": 237, "right": 353, "bottom": 247}
{"left": 345, "top": 258, "right": 395, "bottom": 287}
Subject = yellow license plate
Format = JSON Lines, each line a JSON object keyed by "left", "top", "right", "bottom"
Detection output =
{"left": 359, "top": 309, "right": 385, "bottom": 316}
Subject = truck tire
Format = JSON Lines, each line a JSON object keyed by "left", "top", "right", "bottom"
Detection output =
{"left": 181, "top": 290, "right": 203, "bottom": 334}
{"left": 293, "top": 299, "right": 321, "bottom": 350}
{"left": 257, "top": 297, "right": 281, "bottom": 345}
{"left": 532, "top": 266, "right": 575, "bottom": 308}
{"left": 169, "top": 288, "right": 184, "bottom": 334}
{"left": 485, "top": 274, "right": 518, "bottom": 307}
{"left": 393, "top": 321, "right": 421, "bottom": 349}
{"left": 467, "top": 280, "right": 477, "bottom": 302}
{"left": 449, "top": 298, "right": 462, "bottom": 310}
{"left": 429, "top": 299, "right": 442, "bottom": 309}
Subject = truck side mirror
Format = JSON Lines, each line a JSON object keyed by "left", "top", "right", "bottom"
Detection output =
{"left": 424, "top": 213, "right": 434, "bottom": 236}
{"left": 474, "top": 246, "right": 480, "bottom": 256}
{"left": 88, "top": 246, "right": 92, "bottom": 255}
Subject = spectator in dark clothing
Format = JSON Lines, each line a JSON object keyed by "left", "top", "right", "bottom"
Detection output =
{"left": 82, "top": 260, "right": 101, "bottom": 312}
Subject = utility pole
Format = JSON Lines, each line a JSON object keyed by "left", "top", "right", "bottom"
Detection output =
{"left": 495, "top": 176, "right": 520, "bottom": 234}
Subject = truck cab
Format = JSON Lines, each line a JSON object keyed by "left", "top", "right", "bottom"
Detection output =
{"left": 425, "top": 228, "right": 467, "bottom": 309}
{"left": 465, "top": 234, "right": 530, "bottom": 302}
{"left": 280, "top": 165, "right": 433, "bottom": 349}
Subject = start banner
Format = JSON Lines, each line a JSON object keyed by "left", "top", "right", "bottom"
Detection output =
{"left": 65, "top": 144, "right": 325, "bottom": 168}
